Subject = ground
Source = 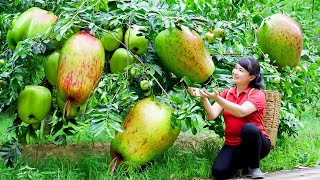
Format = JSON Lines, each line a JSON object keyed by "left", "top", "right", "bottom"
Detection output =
{"left": 18, "top": 132, "right": 320, "bottom": 180}
{"left": 21, "top": 142, "right": 110, "bottom": 159}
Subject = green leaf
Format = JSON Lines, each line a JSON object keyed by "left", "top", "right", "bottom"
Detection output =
{"left": 109, "top": 122, "right": 124, "bottom": 133}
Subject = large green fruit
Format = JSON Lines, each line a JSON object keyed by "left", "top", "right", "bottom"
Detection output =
{"left": 44, "top": 51, "right": 60, "bottom": 86}
{"left": 56, "top": 31, "right": 105, "bottom": 107}
{"left": 101, "top": 28, "right": 123, "bottom": 52}
{"left": 124, "top": 25, "right": 149, "bottom": 55}
{"left": 110, "top": 48, "right": 135, "bottom": 73}
{"left": 18, "top": 86, "right": 52, "bottom": 124}
{"left": 257, "top": 14, "right": 303, "bottom": 69}
{"left": 110, "top": 98, "right": 180, "bottom": 166}
{"left": 7, "top": 7, "right": 57, "bottom": 50}
{"left": 155, "top": 26, "right": 215, "bottom": 83}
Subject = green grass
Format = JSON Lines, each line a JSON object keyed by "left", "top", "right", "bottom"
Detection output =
{"left": 261, "top": 108, "right": 320, "bottom": 172}
{"left": 0, "top": 108, "right": 319, "bottom": 179}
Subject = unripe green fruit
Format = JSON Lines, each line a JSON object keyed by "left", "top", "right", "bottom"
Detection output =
{"left": 130, "top": 68, "right": 140, "bottom": 78}
{"left": 101, "top": 28, "right": 123, "bottom": 52}
{"left": 204, "top": 32, "right": 216, "bottom": 43}
{"left": 273, "top": 77, "right": 280, "bottom": 84}
{"left": 124, "top": 25, "right": 149, "bottom": 55}
{"left": 140, "top": 80, "right": 151, "bottom": 90}
{"left": 110, "top": 48, "right": 135, "bottom": 73}
{"left": 213, "top": 28, "right": 225, "bottom": 38}
{"left": 18, "top": 86, "right": 52, "bottom": 124}
{"left": 44, "top": 51, "right": 60, "bottom": 86}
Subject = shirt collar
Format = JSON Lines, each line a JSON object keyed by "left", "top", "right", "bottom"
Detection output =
{"left": 230, "top": 86, "right": 253, "bottom": 96}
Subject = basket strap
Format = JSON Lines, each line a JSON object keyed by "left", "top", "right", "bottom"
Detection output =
{"left": 248, "top": 88, "right": 255, "bottom": 96}
{"left": 247, "top": 88, "right": 265, "bottom": 130}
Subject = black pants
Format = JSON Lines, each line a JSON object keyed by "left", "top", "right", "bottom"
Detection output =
{"left": 212, "top": 123, "right": 271, "bottom": 179}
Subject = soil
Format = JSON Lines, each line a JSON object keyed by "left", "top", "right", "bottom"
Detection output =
{"left": 18, "top": 131, "right": 217, "bottom": 161}
{"left": 20, "top": 142, "right": 110, "bottom": 160}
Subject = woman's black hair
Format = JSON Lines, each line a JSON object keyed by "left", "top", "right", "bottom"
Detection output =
{"left": 238, "top": 57, "right": 264, "bottom": 89}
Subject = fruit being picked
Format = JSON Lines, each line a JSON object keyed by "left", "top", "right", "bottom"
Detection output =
{"left": 110, "top": 48, "right": 135, "bottom": 73}
{"left": 56, "top": 31, "right": 105, "bottom": 107}
{"left": 124, "top": 25, "right": 149, "bottom": 55}
{"left": 44, "top": 51, "right": 60, "bottom": 86}
{"left": 110, "top": 98, "right": 180, "bottom": 166}
{"left": 7, "top": 7, "right": 57, "bottom": 50}
{"left": 101, "top": 28, "right": 123, "bottom": 52}
{"left": 257, "top": 14, "right": 303, "bottom": 69}
{"left": 155, "top": 25, "right": 215, "bottom": 83}
{"left": 18, "top": 86, "right": 52, "bottom": 124}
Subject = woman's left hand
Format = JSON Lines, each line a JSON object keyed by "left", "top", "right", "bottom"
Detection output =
{"left": 200, "top": 89, "right": 220, "bottom": 100}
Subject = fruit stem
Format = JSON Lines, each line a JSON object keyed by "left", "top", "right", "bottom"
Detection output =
{"left": 130, "top": 53, "right": 169, "bottom": 97}
{"left": 63, "top": 99, "right": 71, "bottom": 118}
{"left": 108, "top": 156, "right": 119, "bottom": 174}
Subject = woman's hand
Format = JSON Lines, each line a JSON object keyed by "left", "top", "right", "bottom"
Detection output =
{"left": 200, "top": 89, "right": 220, "bottom": 100}
{"left": 188, "top": 87, "right": 203, "bottom": 97}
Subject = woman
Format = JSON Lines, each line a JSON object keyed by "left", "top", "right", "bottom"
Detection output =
{"left": 188, "top": 57, "right": 271, "bottom": 179}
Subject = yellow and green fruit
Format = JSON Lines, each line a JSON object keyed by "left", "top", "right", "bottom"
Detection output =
{"left": 56, "top": 31, "right": 105, "bottom": 107}
{"left": 257, "top": 14, "right": 303, "bottom": 69}
{"left": 110, "top": 98, "right": 180, "bottom": 166}
{"left": 155, "top": 25, "right": 215, "bottom": 83}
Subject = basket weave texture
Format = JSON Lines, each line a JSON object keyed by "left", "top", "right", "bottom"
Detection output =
{"left": 262, "top": 90, "right": 281, "bottom": 148}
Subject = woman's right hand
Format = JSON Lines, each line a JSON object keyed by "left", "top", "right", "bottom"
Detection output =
{"left": 188, "top": 87, "right": 203, "bottom": 97}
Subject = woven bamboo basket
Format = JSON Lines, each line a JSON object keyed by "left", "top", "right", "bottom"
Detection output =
{"left": 262, "top": 90, "right": 281, "bottom": 148}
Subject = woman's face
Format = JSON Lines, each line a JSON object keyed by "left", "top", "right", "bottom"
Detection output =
{"left": 232, "top": 64, "right": 255, "bottom": 86}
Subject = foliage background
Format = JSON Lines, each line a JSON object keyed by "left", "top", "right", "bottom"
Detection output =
{"left": 0, "top": 0, "right": 319, "bottom": 167}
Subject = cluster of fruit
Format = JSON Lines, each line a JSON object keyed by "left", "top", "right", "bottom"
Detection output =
{"left": 6, "top": 5, "right": 217, "bottom": 166}
{"left": 4, "top": 5, "right": 304, "bottom": 167}
{"left": 7, "top": 7, "right": 106, "bottom": 125}
{"left": 204, "top": 28, "right": 225, "bottom": 43}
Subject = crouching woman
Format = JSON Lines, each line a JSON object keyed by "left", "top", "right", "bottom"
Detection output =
{"left": 188, "top": 57, "right": 271, "bottom": 179}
